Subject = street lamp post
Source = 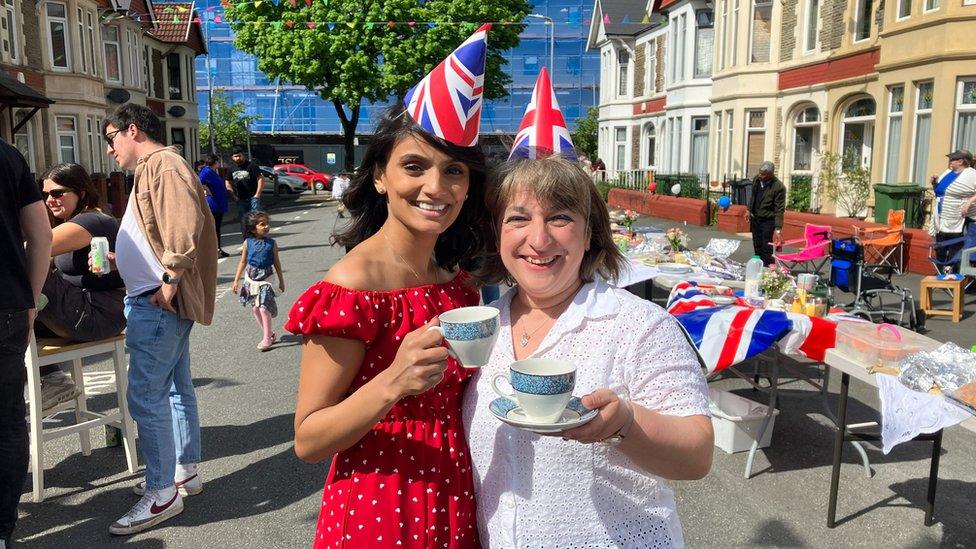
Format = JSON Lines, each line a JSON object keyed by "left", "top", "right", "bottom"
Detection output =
{"left": 526, "top": 13, "right": 554, "bottom": 75}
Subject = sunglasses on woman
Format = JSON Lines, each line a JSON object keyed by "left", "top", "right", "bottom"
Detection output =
{"left": 42, "top": 189, "right": 73, "bottom": 200}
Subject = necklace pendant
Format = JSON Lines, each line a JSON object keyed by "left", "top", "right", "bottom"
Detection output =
{"left": 519, "top": 333, "right": 530, "bottom": 347}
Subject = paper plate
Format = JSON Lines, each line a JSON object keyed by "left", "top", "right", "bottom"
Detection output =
{"left": 657, "top": 263, "right": 693, "bottom": 274}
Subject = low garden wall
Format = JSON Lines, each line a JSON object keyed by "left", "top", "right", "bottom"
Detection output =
{"left": 607, "top": 188, "right": 709, "bottom": 226}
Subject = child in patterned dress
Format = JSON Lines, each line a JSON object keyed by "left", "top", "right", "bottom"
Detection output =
{"left": 232, "top": 211, "right": 285, "bottom": 350}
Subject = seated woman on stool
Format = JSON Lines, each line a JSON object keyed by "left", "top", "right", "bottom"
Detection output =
{"left": 35, "top": 163, "right": 126, "bottom": 408}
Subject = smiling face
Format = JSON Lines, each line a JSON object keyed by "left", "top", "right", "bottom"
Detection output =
{"left": 499, "top": 186, "right": 588, "bottom": 303}
{"left": 374, "top": 135, "right": 470, "bottom": 237}
{"left": 42, "top": 179, "right": 80, "bottom": 220}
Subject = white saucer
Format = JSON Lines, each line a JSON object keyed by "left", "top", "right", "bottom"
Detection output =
{"left": 657, "top": 262, "right": 692, "bottom": 274}
{"left": 488, "top": 396, "right": 599, "bottom": 433}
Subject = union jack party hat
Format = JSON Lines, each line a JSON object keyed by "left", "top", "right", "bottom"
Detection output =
{"left": 509, "top": 68, "right": 577, "bottom": 160}
{"left": 404, "top": 24, "right": 491, "bottom": 147}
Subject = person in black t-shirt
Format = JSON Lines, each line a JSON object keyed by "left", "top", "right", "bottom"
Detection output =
{"left": 0, "top": 138, "right": 52, "bottom": 549}
{"left": 35, "top": 164, "right": 127, "bottom": 409}
{"left": 226, "top": 147, "right": 264, "bottom": 244}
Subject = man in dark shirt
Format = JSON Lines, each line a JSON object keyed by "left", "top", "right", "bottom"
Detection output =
{"left": 746, "top": 161, "right": 786, "bottom": 265}
{"left": 225, "top": 147, "right": 264, "bottom": 244}
{"left": 0, "top": 138, "right": 52, "bottom": 549}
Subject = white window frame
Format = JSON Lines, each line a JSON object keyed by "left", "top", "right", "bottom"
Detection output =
{"left": 690, "top": 116, "right": 710, "bottom": 175}
{"left": 952, "top": 78, "right": 976, "bottom": 151}
{"left": 616, "top": 49, "right": 629, "bottom": 98}
{"left": 896, "top": 0, "right": 912, "bottom": 20}
{"left": 614, "top": 126, "right": 628, "bottom": 171}
{"left": 86, "top": 10, "right": 97, "bottom": 77}
{"left": 718, "top": 0, "right": 727, "bottom": 71}
{"left": 644, "top": 43, "right": 655, "bottom": 95}
{"left": 853, "top": 0, "right": 873, "bottom": 43}
{"left": 791, "top": 106, "right": 821, "bottom": 173}
{"left": 56, "top": 115, "right": 78, "bottom": 164}
{"left": 885, "top": 86, "right": 905, "bottom": 183}
{"left": 644, "top": 122, "right": 657, "bottom": 168}
{"left": 744, "top": 109, "right": 767, "bottom": 176}
{"left": 910, "top": 82, "right": 933, "bottom": 185}
{"left": 13, "top": 114, "right": 34, "bottom": 172}
{"left": 803, "top": 0, "right": 820, "bottom": 53}
{"left": 714, "top": 112, "right": 724, "bottom": 177}
{"left": 749, "top": 0, "right": 773, "bottom": 64}
{"left": 726, "top": 110, "right": 735, "bottom": 175}
{"left": 924, "top": 0, "right": 940, "bottom": 12}
{"left": 730, "top": 0, "right": 740, "bottom": 67}
{"left": 46, "top": 2, "right": 70, "bottom": 71}
{"left": 76, "top": 7, "right": 87, "bottom": 73}
{"left": 601, "top": 50, "right": 610, "bottom": 101}
{"left": 86, "top": 116, "right": 101, "bottom": 174}
{"left": 103, "top": 25, "right": 122, "bottom": 84}
{"left": 677, "top": 13, "right": 687, "bottom": 82}
{"left": 694, "top": 11, "right": 714, "bottom": 79}
{"left": 1, "top": 0, "right": 18, "bottom": 64}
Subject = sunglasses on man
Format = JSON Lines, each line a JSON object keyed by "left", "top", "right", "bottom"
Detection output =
{"left": 42, "top": 189, "right": 74, "bottom": 200}
{"left": 104, "top": 127, "right": 126, "bottom": 146}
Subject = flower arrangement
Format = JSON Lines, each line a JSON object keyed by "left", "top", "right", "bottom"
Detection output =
{"left": 622, "top": 210, "right": 638, "bottom": 235}
{"left": 760, "top": 264, "right": 794, "bottom": 299}
{"left": 664, "top": 227, "right": 689, "bottom": 252}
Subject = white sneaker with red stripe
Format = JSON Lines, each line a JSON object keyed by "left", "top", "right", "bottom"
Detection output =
{"left": 132, "top": 472, "right": 202, "bottom": 497}
{"left": 109, "top": 488, "right": 183, "bottom": 535}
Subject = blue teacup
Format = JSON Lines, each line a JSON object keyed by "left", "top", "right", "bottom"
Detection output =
{"left": 429, "top": 306, "right": 499, "bottom": 368}
{"left": 491, "top": 358, "right": 577, "bottom": 423}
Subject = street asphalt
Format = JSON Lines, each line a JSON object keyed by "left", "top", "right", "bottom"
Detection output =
{"left": 13, "top": 197, "right": 976, "bottom": 548}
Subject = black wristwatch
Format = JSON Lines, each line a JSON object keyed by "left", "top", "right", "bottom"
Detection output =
{"left": 162, "top": 272, "right": 180, "bottom": 285}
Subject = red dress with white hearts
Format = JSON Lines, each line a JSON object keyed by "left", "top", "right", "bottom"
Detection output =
{"left": 285, "top": 272, "right": 480, "bottom": 549}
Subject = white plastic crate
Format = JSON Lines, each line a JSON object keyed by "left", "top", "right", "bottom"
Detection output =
{"left": 708, "top": 388, "right": 780, "bottom": 454}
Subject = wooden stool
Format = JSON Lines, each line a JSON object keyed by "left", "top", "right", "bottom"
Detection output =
{"left": 919, "top": 276, "right": 965, "bottom": 323}
{"left": 25, "top": 334, "right": 139, "bottom": 502}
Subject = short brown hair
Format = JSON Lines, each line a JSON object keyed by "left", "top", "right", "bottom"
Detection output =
{"left": 476, "top": 155, "right": 625, "bottom": 285}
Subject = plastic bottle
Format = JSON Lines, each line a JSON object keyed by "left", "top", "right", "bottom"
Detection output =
{"left": 745, "top": 256, "right": 764, "bottom": 300}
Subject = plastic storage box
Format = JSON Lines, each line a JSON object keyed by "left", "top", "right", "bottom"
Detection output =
{"left": 834, "top": 321, "right": 940, "bottom": 371}
{"left": 708, "top": 388, "right": 780, "bottom": 454}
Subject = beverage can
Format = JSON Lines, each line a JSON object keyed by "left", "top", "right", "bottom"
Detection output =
{"left": 90, "top": 236, "right": 111, "bottom": 275}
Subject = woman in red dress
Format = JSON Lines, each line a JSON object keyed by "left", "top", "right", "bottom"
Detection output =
{"left": 285, "top": 106, "right": 487, "bottom": 548}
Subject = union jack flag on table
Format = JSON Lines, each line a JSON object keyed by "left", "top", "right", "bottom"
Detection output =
{"left": 668, "top": 282, "right": 837, "bottom": 373}
{"left": 404, "top": 24, "right": 491, "bottom": 147}
{"left": 509, "top": 68, "right": 577, "bottom": 160}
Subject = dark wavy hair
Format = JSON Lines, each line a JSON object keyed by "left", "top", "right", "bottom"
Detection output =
{"left": 242, "top": 210, "right": 270, "bottom": 238}
{"left": 40, "top": 163, "right": 102, "bottom": 218}
{"left": 102, "top": 103, "right": 164, "bottom": 144}
{"left": 333, "top": 104, "right": 487, "bottom": 272}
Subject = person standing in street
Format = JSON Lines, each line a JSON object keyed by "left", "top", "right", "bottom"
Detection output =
{"left": 102, "top": 103, "right": 217, "bottom": 535}
{"left": 0, "top": 138, "right": 52, "bottom": 549}
{"left": 226, "top": 146, "right": 264, "bottom": 244}
{"left": 198, "top": 154, "right": 231, "bottom": 258}
{"left": 746, "top": 161, "right": 786, "bottom": 266}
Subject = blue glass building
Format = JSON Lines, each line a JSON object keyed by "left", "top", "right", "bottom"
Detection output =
{"left": 195, "top": 1, "right": 598, "bottom": 149}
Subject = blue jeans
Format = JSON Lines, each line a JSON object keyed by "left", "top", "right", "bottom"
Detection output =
{"left": 237, "top": 196, "right": 261, "bottom": 237}
{"left": 124, "top": 295, "right": 201, "bottom": 490}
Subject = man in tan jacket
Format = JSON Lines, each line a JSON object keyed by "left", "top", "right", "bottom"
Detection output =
{"left": 101, "top": 104, "right": 216, "bottom": 535}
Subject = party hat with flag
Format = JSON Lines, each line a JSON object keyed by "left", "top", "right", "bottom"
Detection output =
{"left": 404, "top": 23, "right": 491, "bottom": 147}
{"left": 509, "top": 68, "right": 577, "bottom": 160}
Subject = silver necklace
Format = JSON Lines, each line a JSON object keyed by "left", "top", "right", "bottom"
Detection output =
{"left": 516, "top": 286, "right": 580, "bottom": 347}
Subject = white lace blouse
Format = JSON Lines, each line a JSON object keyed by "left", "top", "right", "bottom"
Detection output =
{"left": 462, "top": 279, "right": 710, "bottom": 549}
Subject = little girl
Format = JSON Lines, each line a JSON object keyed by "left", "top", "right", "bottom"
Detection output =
{"left": 232, "top": 211, "right": 285, "bottom": 350}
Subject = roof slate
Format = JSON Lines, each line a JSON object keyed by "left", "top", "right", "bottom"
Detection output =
{"left": 601, "top": 0, "right": 656, "bottom": 36}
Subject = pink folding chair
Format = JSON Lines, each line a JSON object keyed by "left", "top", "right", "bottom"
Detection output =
{"left": 773, "top": 223, "right": 832, "bottom": 274}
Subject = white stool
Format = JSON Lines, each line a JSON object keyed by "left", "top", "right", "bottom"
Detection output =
{"left": 24, "top": 334, "right": 139, "bottom": 502}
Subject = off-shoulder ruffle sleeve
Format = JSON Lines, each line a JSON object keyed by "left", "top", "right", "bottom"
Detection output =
{"left": 284, "top": 281, "right": 382, "bottom": 346}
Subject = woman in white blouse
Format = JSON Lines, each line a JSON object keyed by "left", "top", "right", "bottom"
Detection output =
{"left": 462, "top": 156, "right": 713, "bottom": 548}
{"left": 929, "top": 150, "right": 976, "bottom": 267}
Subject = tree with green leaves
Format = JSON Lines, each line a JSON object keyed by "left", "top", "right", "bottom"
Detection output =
{"left": 224, "top": 0, "right": 530, "bottom": 170}
{"left": 199, "top": 88, "right": 261, "bottom": 154}
{"left": 571, "top": 107, "right": 598, "bottom": 163}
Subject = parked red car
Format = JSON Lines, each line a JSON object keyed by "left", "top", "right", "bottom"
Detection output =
{"left": 273, "top": 163, "right": 332, "bottom": 191}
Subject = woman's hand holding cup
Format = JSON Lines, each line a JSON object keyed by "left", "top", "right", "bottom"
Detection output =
{"left": 558, "top": 389, "right": 633, "bottom": 444}
{"left": 384, "top": 318, "right": 450, "bottom": 398}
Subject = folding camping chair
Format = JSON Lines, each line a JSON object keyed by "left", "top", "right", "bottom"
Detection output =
{"left": 773, "top": 223, "right": 832, "bottom": 275}
{"left": 856, "top": 209, "right": 905, "bottom": 274}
